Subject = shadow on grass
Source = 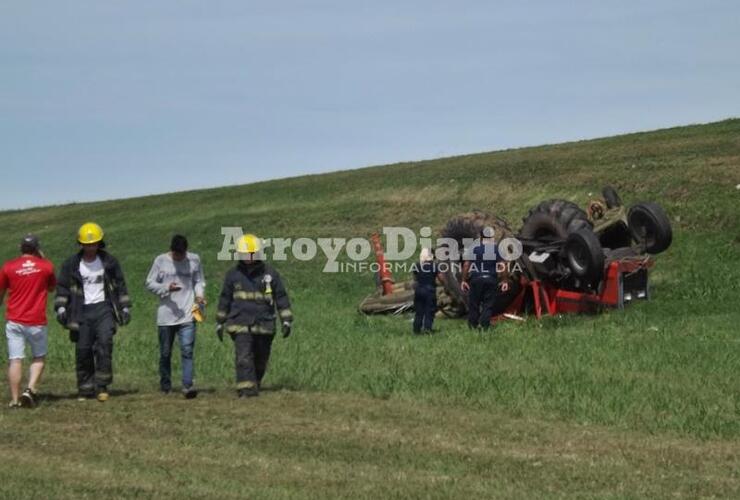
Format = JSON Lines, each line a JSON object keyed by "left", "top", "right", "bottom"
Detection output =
{"left": 40, "top": 388, "right": 140, "bottom": 404}
{"left": 260, "top": 383, "right": 302, "bottom": 393}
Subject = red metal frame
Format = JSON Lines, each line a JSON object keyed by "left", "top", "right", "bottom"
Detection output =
{"left": 499, "top": 257, "right": 654, "bottom": 321}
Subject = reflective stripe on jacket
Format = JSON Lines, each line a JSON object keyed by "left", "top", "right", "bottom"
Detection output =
{"left": 54, "top": 250, "right": 131, "bottom": 331}
{"left": 216, "top": 261, "right": 292, "bottom": 335}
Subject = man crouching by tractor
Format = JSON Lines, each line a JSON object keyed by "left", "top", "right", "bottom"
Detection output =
{"left": 55, "top": 222, "right": 131, "bottom": 402}
{"left": 216, "top": 234, "right": 293, "bottom": 398}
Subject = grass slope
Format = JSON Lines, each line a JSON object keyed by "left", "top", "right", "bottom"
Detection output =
{"left": 1, "top": 119, "right": 740, "bottom": 498}
{"left": 2, "top": 389, "right": 739, "bottom": 499}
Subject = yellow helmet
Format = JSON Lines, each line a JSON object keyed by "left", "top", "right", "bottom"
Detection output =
{"left": 236, "top": 234, "right": 262, "bottom": 254}
{"left": 78, "top": 222, "right": 104, "bottom": 244}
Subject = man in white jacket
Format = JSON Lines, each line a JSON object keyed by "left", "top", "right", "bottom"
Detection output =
{"left": 145, "top": 235, "right": 205, "bottom": 398}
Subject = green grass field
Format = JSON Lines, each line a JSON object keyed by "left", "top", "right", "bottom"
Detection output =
{"left": 1, "top": 119, "right": 739, "bottom": 498}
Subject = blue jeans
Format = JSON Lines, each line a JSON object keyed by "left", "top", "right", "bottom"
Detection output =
{"left": 158, "top": 322, "right": 195, "bottom": 391}
{"left": 413, "top": 285, "right": 437, "bottom": 333}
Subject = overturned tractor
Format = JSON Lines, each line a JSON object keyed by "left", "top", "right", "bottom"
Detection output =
{"left": 359, "top": 186, "right": 672, "bottom": 320}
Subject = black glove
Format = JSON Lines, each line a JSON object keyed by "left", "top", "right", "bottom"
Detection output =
{"left": 121, "top": 307, "right": 131, "bottom": 326}
{"left": 216, "top": 323, "right": 224, "bottom": 342}
{"left": 281, "top": 321, "right": 292, "bottom": 338}
{"left": 56, "top": 307, "right": 67, "bottom": 326}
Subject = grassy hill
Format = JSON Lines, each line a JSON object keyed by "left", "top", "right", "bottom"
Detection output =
{"left": 1, "top": 119, "right": 739, "bottom": 498}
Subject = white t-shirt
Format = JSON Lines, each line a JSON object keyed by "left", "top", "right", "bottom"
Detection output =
{"left": 80, "top": 257, "right": 105, "bottom": 305}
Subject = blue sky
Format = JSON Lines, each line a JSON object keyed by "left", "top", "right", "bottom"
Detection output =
{"left": 1, "top": 1, "right": 738, "bottom": 210}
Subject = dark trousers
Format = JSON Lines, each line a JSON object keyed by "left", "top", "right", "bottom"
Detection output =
{"left": 76, "top": 302, "right": 116, "bottom": 395}
{"left": 232, "top": 332, "right": 274, "bottom": 392}
{"left": 413, "top": 286, "right": 437, "bottom": 333}
{"left": 468, "top": 276, "right": 498, "bottom": 329}
{"left": 158, "top": 322, "right": 196, "bottom": 391}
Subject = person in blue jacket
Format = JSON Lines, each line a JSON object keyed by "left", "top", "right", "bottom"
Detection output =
{"left": 412, "top": 248, "right": 442, "bottom": 334}
{"left": 461, "top": 227, "right": 509, "bottom": 330}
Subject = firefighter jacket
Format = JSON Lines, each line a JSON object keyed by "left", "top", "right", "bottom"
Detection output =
{"left": 54, "top": 250, "right": 132, "bottom": 331}
{"left": 216, "top": 261, "right": 293, "bottom": 335}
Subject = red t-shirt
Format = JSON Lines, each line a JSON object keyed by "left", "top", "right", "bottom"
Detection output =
{"left": 0, "top": 255, "right": 56, "bottom": 326}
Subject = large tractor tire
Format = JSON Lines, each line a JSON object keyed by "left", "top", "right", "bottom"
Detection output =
{"left": 628, "top": 202, "right": 672, "bottom": 254}
{"left": 441, "top": 210, "right": 514, "bottom": 245}
{"left": 521, "top": 199, "right": 592, "bottom": 235}
{"left": 519, "top": 212, "right": 568, "bottom": 241}
{"left": 602, "top": 185, "right": 622, "bottom": 209}
{"left": 519, "top": 212, "right": 606, "bottom": 292}
{"left": 563, "top": 229, "right": 605, "bottom": 290}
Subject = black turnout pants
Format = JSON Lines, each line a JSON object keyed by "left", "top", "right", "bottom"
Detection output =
{"left": 232, "top": 332, "right": 274, "bottom": 392}
{"left": 468, "top": 276, "right": 498, "bottom": 329}
{"left": 76, "top": 302, "right": 116, "bottom": 395}
{"left": 413, "top": 285, "right": 437, "bottom": 333}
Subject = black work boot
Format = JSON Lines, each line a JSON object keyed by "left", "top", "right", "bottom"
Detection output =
{"left": 20, "top": 388, "right": 38, "bottom": 408}
{"left": 78, "top": 387, "right": 96, "bottom": 401}
{"left": 182, "top": 386, "right": 198, "bottom": 399}
{"left": 96, "top": 385, "right": 110, "bottom": 403}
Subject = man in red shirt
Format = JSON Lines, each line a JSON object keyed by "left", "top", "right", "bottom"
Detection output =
{"left": 0, "top": 235, "right": 56, "bottom": 408}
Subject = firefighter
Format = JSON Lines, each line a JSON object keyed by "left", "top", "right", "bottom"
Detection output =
{"left": 216, "top": 234, "right": 293, "bottom": 398}
{"left": 461, "top": 227, "right": 509, "bottom": 330}
{"left": 55, "top": 222, "right": 131, "bottom": 402}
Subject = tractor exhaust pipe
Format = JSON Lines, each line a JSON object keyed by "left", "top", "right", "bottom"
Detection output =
{"left": 371, "top": 232, "right": 395, "bottom": 295}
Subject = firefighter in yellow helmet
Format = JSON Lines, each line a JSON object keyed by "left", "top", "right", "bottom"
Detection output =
{"left": 216, "top": 234, "right": 293, "bottom": 398}
{"left": 54, "top": 222, "right": 131, "bottom": 402}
